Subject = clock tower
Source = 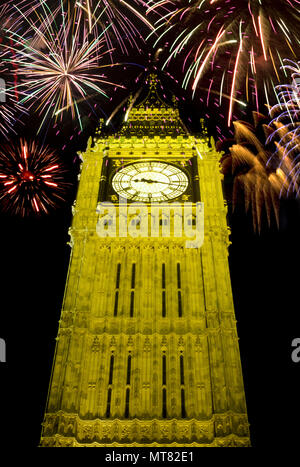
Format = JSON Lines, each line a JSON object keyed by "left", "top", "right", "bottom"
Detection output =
{"left": 40, "top": 74, "right": 250, "bottom": 447}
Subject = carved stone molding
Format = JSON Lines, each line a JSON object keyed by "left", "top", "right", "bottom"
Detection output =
{"left": 41, "top": 412, "right": 250, "bottom": 446}
{"left": 40, "top": 435, "right": 250, "bottom": 447}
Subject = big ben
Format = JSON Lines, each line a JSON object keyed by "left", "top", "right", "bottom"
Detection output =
{"left": 40, "top": 74, "right": 250, "bottom": 447}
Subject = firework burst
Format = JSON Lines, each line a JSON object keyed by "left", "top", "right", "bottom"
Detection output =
{"left": 0, "top": 2, "right": 24, "bottom": 119}
{"left": 0, "top": 138, "right": 68, "bottom": 216}
{"left": 0, "top": 79, "right": 25, "bottom": 139}
{"left": 149, "top": 0, "right": 300, "bottom": 127}
{"left": 1, "top": 2, "right": 126, "bottom": 133}
{"left": 74, "top": 0, "right": 155, "bottom": 54}
{"left": 219, "top": 110, "right": 299, "bottom": 232}
{"left": 267, "top": 60, "right": 300, "bottom": 196}
{"left": 0, "top": 55, "right": 25, "bottom": 139}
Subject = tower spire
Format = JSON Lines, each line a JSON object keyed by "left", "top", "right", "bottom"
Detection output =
{"left": 118, "top": 72, "right": 189, "bottom": 138}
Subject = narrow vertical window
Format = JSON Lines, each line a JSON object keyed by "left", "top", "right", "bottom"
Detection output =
{"left": 180, "top": 355, "right": 184, "bottom": 386}
{"left": 162, "top": 291, "right": 166, "bottom": 317}
{"left": 162, "top": 354, "right": 166, "bottom": 386}
{"left": 178, "top": 291, "right": 182, "bottom": 317}
{"left": 162, "top": 263, "right": 166, "bottom": 317}
{"left": 114, "top": 263, "right": 121, "bottom": 318}
{"left": 162, "top": 263, "right": 166, "bottom": 289}
{"left": 108, "top": 355, "right": 114, "bottom": 385}
{"left": 130, "top": 291, "right": 134, "bottom": 317}
{"left": 181, "top": 389, "right": 186, "bottom": 418}
{"left": 162, "top": 388, "right": 167, "bottom": 418}
{"left": 114, "top": 291, "right": 119, "bottom": 317}
{"left": 106, "top": 388, "right": 112, "bottom": 418}
{"left": 177, "top": 263, "right": 181, "bottom": 289}
{"left": 116, "top": 263, "right": 121, "bottom": 289}
{"left": 177, "top": 264, "right": 182, "bottom": 317}
{"left": 131, "top": 263, "right": 136, "bottom": 289}
{"left": 124, "top": 388, "right": 130, "bottom": 418}
{"left": 126, "top": 355, "right": 132, "bottom": 385}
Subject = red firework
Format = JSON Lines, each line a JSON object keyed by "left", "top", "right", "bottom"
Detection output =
{"left": 0, "top": 139, "right": 68, "bottom": 215}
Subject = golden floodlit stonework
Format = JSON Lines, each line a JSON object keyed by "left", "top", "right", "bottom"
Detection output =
{"left": 40, "top": 75, "right": 250, "bottom": 447}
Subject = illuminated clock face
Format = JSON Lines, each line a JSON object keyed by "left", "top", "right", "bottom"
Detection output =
{"left": 112, "top": 161, "right": 189, "bottom": 202}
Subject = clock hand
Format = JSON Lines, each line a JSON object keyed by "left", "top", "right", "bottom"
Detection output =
{"left": 133, "top": 178, "right": 156, "bottom": 184}
{"left": 133, "top": 178, "right": 186, "bottom": 186}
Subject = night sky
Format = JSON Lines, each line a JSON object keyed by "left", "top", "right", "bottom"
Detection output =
{"left": 0, "top": 0, "right": 299, "bottom": 451}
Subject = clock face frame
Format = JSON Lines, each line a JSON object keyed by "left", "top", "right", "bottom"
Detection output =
{"left": 111, "top": 161, "right": 189, "bottom": 202}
